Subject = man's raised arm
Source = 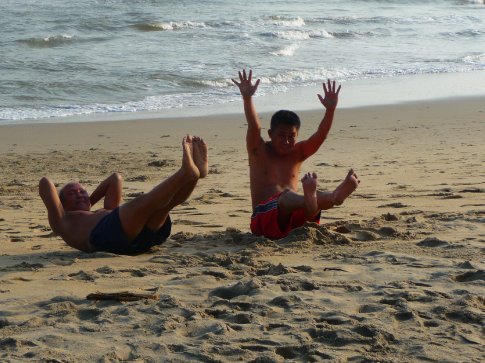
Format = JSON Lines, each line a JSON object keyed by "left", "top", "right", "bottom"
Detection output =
{"left": 39, "top": 177, "right": 65, "bottom": 235}
{"left": 89, "top": 172, "right": 123, "bottom": 210}
{"left": 298, "top": 80, "right": 341, "bottom": 159}
{"left": 232, "top": 69, "right": 264, "bottom": 153}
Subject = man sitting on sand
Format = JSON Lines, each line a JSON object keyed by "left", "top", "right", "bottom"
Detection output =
{"left": 233, "top": 69, "right": 360, "bottom": 239}
{"left": 39, "top": 135, "right": 207, "bottom": 254}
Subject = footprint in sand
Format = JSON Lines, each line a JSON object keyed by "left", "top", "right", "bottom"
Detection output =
{"left": 378, "top": 202, "right": 409, "bottom": 208}
{"left": 316, "top": 311, "right": 354, "bottom": 325}
{"left": 416, "top": 237, "right": 449, "bottom": 247}
{"left": 269, "top": 295, "right": 302, "bottom": 309}
{"left": 382, "top": 212, "right": 399, "bottom": 221}
{"left": 257, "top": 263, "right": 296, "bottom": 276}
{"left": 209, "top": 279, "right": 262, "bottom": 300}
{"left": 147, "top": 159, "right": 175, "bottom": 167}
{"left": 453, "top": 270, "right": 485, "bottom": 282}
{"left": 67, "top": 270, "right": 97, "bottom": 282}
{"left": 354, "top": 230, "right": 379, "bottom": 241}
{"left": 277, "top": 276, "right": 318, "bottom": 292}
{"left": 0, "top": 262, "right": 44, "bottom": 272}
{"left": 202, "top": 270, "right": 231, "bottom": 279}
{"left": 358, "top": 304, "right": 388, "bottom": 313}
{"left": 394, "top": 311, "right": 415, "bottom": 321}
{"left": 177, "top": 320, "right": 231, "bottom": 339}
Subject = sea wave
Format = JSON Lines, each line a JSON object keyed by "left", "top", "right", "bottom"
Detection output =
{"left": 330, "top": 30, "right": 387, "bottom": 38}
{"left": 1, "top": 66, "right": 483, "bottom": 123}
{"left": 463, "top": 53, "right": 485, "bottom": 65}
{"left": 262, "top": 29, "right": 333, "bottom": 40}
{"left": 259, "top": 68, "right": 360, "bottom": 85}
{"left": 440, "top": 29, "right": 484, "bottom": 38}
{"left": 197, "top": 79, "right": 234, "bottom": 88}
{"left": 269, "top": 16, "right": 305, "bottom": 27}
{"left": 270, "top": 43, "right": 300, "bottom": 57}
{"left": 0, "top": 90, "right": 230, "bottom": 122}
{"left": 308, "top": 15, "right": 478, "bottom": 26}
{"left": 134, "top": 21, "right": 207, "bottom": 32}
{"left": 18, "top": 35, "right": 75, "bottom": 48}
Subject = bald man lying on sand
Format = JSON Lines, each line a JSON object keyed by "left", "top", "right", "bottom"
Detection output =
{"left": 39, "top": 135, "right": 207, "bottom": 255}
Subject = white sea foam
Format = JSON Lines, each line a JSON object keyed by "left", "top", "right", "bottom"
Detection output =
{"left": 270, "top": 43, "right": 299, "bottom": 57}
{"left": 134, "top": 21, "right": 207, "bottom": 31}
{"left": 269, "top": 16, "right": 305, "bottom": 27}
{"left": 463, "top": 53, "right": 485, "bottom": 65}
{"left": 19, "top": 34, "right": 75, "bottom": 47}
{"left": 268, "top": 29, "right": 333, "bottom": 40}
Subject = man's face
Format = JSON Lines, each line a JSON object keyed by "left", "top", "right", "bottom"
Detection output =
{"left": 268, "top": 125, "right": 299, "bottom": 155}
{"left": 60, "top": 182, "right": 90, "bottom": 211}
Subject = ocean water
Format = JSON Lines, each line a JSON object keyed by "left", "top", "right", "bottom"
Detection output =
{"left": 0, "top": 0, "right": 484, "bottom": 123}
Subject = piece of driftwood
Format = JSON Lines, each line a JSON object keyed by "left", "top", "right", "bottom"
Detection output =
{"left": 87, "top": 291, "right": 158, "bottom": 302}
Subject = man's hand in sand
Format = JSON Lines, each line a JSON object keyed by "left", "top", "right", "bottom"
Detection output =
{"left": 318, "top": 79, "right": 341, "bottom": 111}
{"left": 232, "top": 69, "right": 260, "bottom": 98}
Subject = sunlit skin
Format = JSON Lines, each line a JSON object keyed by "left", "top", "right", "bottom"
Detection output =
{"left": 39, "top": 136, "right": 208, "bottom": 252}
{"left": 60, "top": 182, "right": 92, "bottom": 212}
{"left": 233, "top": 69, "right": 359, "bottom": 230}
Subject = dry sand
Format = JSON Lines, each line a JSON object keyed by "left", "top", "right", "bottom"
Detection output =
{"left": 0, "top": 97, "right": 484, "bottom": 362}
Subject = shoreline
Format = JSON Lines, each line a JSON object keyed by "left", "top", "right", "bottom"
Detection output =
{"left": 0, "top": 95, "right": 483, "bottom": 155}
{"left": 1, "top": 70, "right": 484, "bottom": 127}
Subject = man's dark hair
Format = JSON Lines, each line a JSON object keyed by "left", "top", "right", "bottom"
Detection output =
{"left": 270, "top": 110, "right": 301, "bottom": 130}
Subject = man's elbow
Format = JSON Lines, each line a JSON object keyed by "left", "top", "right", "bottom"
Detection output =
{"left": 38, "top": 177, "right": 51, "bottom": 196}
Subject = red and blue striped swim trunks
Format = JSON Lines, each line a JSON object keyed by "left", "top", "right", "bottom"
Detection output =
{"left": 250, "top": 192, "right": 320, "bottom": 240}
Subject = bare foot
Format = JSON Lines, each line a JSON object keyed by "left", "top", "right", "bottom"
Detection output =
{"left": 182, "top": 135, "right": 200, "bottom": 181}
{"left": 192, "top": 136, "right": 208, "bottom": 178}
{"left": 333, "top": 169, "right": 359, "bottom": 205}
{"left": 301, "top": 172, "right": 319, "bottom": 218}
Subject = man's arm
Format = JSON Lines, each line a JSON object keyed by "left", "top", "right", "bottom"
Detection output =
{"left": 297, "top": 80, "right": 341, "bottom": 159}
{"left": 232, "top": 69, "right": 264, "bottom": 153}
{"left": 39, "top": 177, "right": 65, "bottom": 235}
{"left": 89, "top": 173, "right": 123, "bottom": 210}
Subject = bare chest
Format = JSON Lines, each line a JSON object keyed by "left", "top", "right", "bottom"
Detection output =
{"left": 250, "top": 151, "right": 302, "bottom": 189}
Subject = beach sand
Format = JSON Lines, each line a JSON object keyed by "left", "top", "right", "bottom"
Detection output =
{"left": 0, "top": 97, "right": 484, "bottom": 362}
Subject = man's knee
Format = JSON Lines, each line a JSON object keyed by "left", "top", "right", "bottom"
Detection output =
{"left": 111, "top": 172, "right": 123, "bottom": 184}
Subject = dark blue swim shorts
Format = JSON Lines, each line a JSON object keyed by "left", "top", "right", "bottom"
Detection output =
{"left": 89, "top": 207, "right": 171, "bottom": 255}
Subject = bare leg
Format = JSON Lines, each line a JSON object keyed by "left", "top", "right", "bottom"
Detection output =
{"left": 278, "top": 172, "right": 319, "bottom": 229}
{"left": 118, "top": 136, "right": 199, "bottom": 240}
{"left": 333, "top": 169, "right": 359, "bottom": 205}
{"left": 145, "top": 136, "right": 209, "bottom": 231}
{"left": 279, "top": 169, "right": 360, "bottom": 228}
{"left": 301, "top": 172, "right": 319, "bottom": 219}
{"left": 145, "top": 179, "right": 198, "bottom": 230}
{"left": 317, "top": 169, "right": 360, "bottom": 209}
{"left": 277, "top": 190, "right": 304, "bottom": 230}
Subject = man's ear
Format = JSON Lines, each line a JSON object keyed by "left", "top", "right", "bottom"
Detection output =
{"left": 268, "top": 129, "right": 272, "bottom": 138}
